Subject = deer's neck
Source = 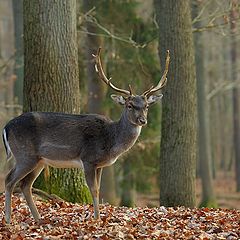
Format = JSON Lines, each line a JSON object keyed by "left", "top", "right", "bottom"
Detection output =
{"left": 113, "top": 111, "right": 142, "bottom": 152}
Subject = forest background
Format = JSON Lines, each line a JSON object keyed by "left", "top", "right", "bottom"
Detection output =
{"left": 0, "top": 0, "right": 239, "bottom": 210}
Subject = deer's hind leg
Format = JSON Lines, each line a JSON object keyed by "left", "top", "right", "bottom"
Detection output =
{"left": 5, "top": 159, "right": 38, "bottom": 224}
{"left": 19, "top": 163, "right": 44, "bottom": 222}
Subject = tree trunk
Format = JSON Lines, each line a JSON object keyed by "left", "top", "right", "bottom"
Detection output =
{"left": 120, "top": 158, "right": 136, "bottom": 207}
{"left": 0, "top": 0, "right": 15, "bottom": 113}
{"left": 23, "top": 0, "right": 91, "bottom": 203}
{"left": 192, "top": 1, "right": 217, "bottom": 207}
{"left": 0, "top": 0, "right": 15, "bottom": 171}
{"left": 83, "top": 0, "right": 118, "bottom": 205}
{"left": 154, "top": 0, "right": 196, "bottom": 207}
{"left": 12, "top": 0, "right": 24, "bottom": 105}
{"left": 230, "top": 0, "right": 240, "bottom": 192}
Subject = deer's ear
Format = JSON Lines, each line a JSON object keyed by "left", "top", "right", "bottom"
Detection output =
{"left": 111, "top": 94, "right": 126, "bottom": 105}
{"left": 147, "top": 94, "right": 163, "bottom": 105}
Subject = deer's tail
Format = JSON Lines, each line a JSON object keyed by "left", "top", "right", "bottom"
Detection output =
{"left": 2, "top": 128, "right": 12, "bottom": 161}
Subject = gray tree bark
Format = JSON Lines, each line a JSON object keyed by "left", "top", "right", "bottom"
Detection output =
{"left": 23, "top": 0, "right": 91, "bottom": 203}
{"left": 154, "top": 0, "right": 197, "bottom": 207}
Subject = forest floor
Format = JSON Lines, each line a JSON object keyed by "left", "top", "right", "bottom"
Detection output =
{"left": 0, "top": 171, "right": 239, "bottom": 239}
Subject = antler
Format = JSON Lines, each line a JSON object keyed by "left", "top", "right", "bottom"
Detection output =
{"left": 142, "top": 50, "right": 170, "bottom": 97}
{"left": 93, "top": 47, "right": 132, "bottom": 96}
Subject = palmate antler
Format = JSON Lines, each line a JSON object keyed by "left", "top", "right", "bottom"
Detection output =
{"left": 92, "top": 47, "right": 132, "bottom": 96}
{"left": 93, "top": 47, "right": 170, "bottom": 97}
{"left": 142, "top": 50, "right": 170, "bottom": 97}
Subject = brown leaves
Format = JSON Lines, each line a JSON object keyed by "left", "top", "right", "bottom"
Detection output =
{"left": 0, "top": 193, "right": 239, "bottom": 239}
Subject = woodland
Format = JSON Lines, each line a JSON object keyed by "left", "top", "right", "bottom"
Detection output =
{"left": 0, "top": 0, "right": 239, "bottom": 239}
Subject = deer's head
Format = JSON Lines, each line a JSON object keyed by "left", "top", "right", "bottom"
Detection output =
{"left": 93, "top": 47, "right": 170, "bottom": 127}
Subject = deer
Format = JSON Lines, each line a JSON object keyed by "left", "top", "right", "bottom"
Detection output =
{"left": 2, "top": 47, "right": 170, "bottom": 224}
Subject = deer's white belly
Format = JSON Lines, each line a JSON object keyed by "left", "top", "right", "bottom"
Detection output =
{"left": 96, "top": 156, "right": 118, "bottom": 168}
{"left": 40, "top": 158, "right": 84, "bottom": 169}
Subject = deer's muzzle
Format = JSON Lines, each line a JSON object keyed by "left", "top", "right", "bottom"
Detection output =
{"left": 138, "top": 116, "right": 147, "bottom": 126}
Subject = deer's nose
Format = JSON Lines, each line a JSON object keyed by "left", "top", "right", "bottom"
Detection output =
{"left": 138, "top": 116, "right": 147, "bottom": 126}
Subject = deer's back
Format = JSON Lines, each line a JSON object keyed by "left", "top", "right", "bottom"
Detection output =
{"left": 4, "top": 112, "right": 115, "bottom": 162}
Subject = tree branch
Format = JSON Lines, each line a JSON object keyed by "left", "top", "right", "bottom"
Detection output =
{"left": 78, "top": 11, "right": 147, "bottom": 48}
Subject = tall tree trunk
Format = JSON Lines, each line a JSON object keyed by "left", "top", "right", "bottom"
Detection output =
{"left": 154, "top": 0, "right": 196, "bottom": 207}
{"left": 120, "top": 157, "right": 136, "bottom": 207}
{"left": 12, "top": 0, "right": 24, "bottom": 105}
{"left": 0, "top": 0, "right": 15, "bottom": 113}
{"left": 192, "top": 1, "right": 217, "bottom": 207}
{"left": 23, "top": 0, "right": 91, "bottom": 203}
{"left": 230, "top": 0, "right": 240, "bottom": 192}
{"left": 83, "top": 0, "right": 117, "bottom": 205}
{"left": 0, "top": 0, "right": 15, "bottom": 171}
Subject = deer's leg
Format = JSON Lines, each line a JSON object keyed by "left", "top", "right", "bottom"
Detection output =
{"left": 19, "top": 164, "right": 44, "bottom": 222}
{"left": 84, "top": 164, "right": 100, "bottom": 219}
{"left": 96, "top": 168, "right": 103, "bottom": 192}
{"left": 5, "top": 167, "right": 17, "bottom": 224}
{"left": 5, "top": 161, "right": 38, "bottom": 224}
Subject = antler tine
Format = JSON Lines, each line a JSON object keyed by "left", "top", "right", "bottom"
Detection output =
{"left": 128, "top": 84, "right": 134, "bottom": 96}
{"left": 141, "top": 85, "right": 154, "bottom": 97}
{"left": 93, "top": 47, "right": 131, "bottom": 96}
{"left": 142, "top": 50, "right": 170, "bottom": 97}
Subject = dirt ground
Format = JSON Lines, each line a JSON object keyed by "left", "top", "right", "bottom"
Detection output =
{"left": 0, "top": 171, "right": 239, "bottom": 209}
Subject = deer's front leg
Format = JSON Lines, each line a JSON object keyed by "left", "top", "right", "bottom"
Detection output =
{"left": 84, "top": 163, "right": 100, "bottom": 219}
{"left": 96, "top": 168, "right": 103, "bottom": 193}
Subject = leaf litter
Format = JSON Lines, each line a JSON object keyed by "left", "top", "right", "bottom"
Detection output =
{"left": 0, "top": 194, "right": 239, "bottom": 239}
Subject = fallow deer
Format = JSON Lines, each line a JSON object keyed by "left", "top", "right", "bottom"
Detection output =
{"left": 2, "top": 47, "right": 170, "bottom": 223}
